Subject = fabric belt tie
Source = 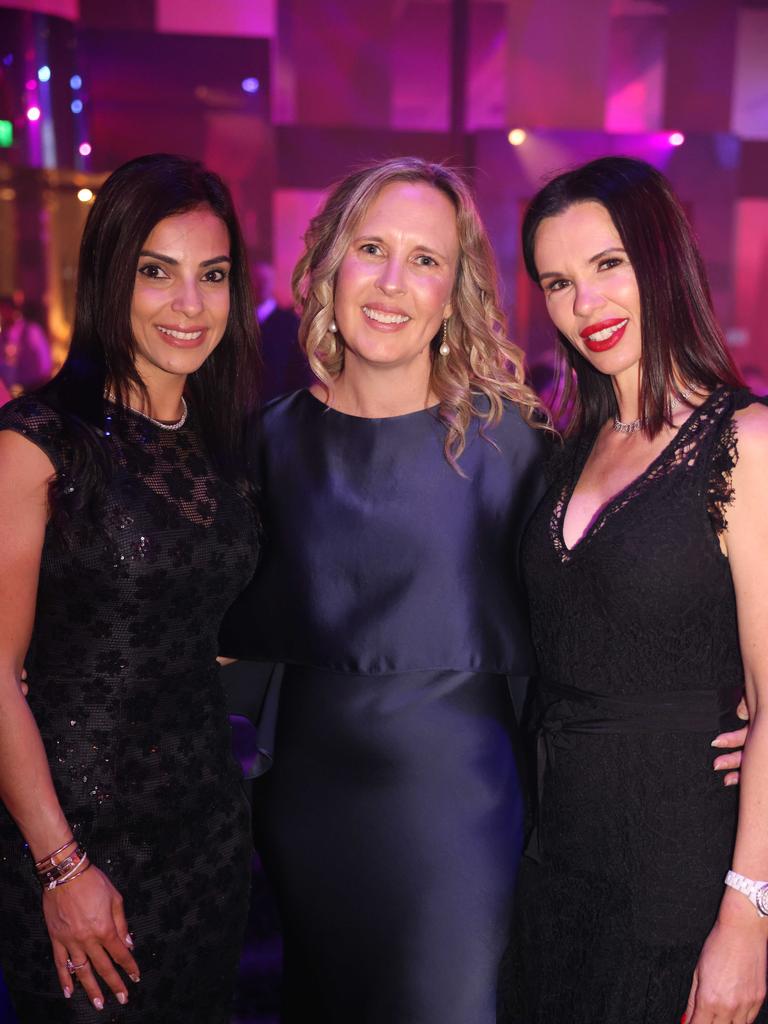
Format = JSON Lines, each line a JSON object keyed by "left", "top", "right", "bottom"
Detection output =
{"left": 526, "top": 681, "right": 744, "bottom": 862}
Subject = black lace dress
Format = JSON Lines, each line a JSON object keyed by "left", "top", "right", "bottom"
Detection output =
{"left": 0, "top": 396, "right": 258, "bottom": 1024}
{"left": 500, "top": 387, "right": 768, "bottom": 1024}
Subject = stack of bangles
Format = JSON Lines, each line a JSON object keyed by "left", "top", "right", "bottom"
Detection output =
{"left": 34, "top": 837, "right": 91, "bottom": 891}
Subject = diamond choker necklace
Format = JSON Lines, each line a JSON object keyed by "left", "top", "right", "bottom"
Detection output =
{"left": 613, "top": 389, "right": 692, "bottom": 434}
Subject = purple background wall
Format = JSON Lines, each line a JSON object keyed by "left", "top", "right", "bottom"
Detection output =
{"left": 1, "top": 0, "right": 767, "bottom": 379}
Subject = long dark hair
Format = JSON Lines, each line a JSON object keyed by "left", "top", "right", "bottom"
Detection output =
{"left": 521, "top": 156, "right": 743, "bottom": 438}
{"left": 42, "top": 153, "right": 259, "bottom": 522}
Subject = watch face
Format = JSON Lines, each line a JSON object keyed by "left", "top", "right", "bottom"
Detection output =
{"left": 756, "top": 885, "right": 768, "bottom": 916}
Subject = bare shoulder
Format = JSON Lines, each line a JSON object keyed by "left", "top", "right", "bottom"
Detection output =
{"left": 732, "top": 403, "right": 768, "bottom": 470}
{"left": 0, "top": 429, "right": 55, "bottom": 495}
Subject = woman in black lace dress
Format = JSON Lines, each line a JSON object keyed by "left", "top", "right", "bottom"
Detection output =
{"left": 501, "top": 157, "right": 768, "bottom": 1024}
{"left": 0, "top": 154, "right": 259, "bottom": 1022}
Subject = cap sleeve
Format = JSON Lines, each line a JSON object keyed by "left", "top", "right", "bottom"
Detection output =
{"left": 0, "top": 396, "right": 70, "bottom": 477}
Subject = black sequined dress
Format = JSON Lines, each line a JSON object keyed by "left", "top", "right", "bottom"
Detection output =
{"left": 501, "top": 388, "right": 768, "bottom": 1023}
{"left": 0, "top": 396, "right": 258, "bottom": 1024}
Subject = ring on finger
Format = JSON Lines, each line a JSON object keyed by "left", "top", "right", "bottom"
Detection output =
{"left": 66, "top": 958, "right": 88, "bottom": 974}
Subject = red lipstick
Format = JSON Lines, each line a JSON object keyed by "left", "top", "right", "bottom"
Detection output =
{"left": 580, "top": 318, "right": 628, "bottom": 353}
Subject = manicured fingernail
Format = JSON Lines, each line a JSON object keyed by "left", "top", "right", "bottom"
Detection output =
{"left": 726, "top": 776, "right": 737, "bottom": 786}
{"left": 681, "top": 1014, "right": 687, "bottom": 1024}
{"left": 117, "top": 992, "right": 128, "bottom": 1005}
{"left": 711, "top": 737, "right": 725, "bottom": 747}
{"left": 125, "top": 933, "right": 134, "bottom": 947}
{"left": 129, "top": 973, "right": 140, "bottom": 984}
{"left": 63, "top": 987, "right": 72, "bottom": 999}
{"left": 94, "top": 997, "right": 104, "bottom": 1010}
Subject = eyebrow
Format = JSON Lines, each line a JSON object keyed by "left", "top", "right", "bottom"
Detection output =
{"left": 537, "top": 247, "right": 626, "bottom": 283}
{"left": 139, "top": 250, "right": 232, "bottom": 267}
{"left": 354, "top": 235, "right": 450, "bottom": 262}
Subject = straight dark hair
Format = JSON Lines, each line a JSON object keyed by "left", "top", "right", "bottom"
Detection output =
{"left": 41, "top": 153, "right": 259, "bottom": 524}
{"left": 521, "top": 156, "right": 743, "bottom": 438}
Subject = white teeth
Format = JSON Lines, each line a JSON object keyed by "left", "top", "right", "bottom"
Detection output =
{"left": 157, "top": 326, "right": 203, "bottom": 341}
{"left": 363, "top": 306, "right": 410, "bottom": 325}
{"left": 588, "top": 319, "right": 627, "bottom": 342}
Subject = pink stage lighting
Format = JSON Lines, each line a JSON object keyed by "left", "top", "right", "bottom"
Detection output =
{"left": 668, "top": 132, "right": 685, "bottom": 147}
{"left": 79, "top": 142, "right": 92, "bottom": 156}
{"left": 26, "top": 106, "right": 41, "bottom": 122}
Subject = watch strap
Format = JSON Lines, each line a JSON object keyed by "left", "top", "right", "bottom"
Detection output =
{"left": 725, "top": 869, "right": 768, "bottom": 915}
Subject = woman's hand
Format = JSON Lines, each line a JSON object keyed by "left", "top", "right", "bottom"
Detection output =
{"left": 43, "top": 864, "right": 140, "bottom": 1009}
{"left": 684, "top": 907, "right": 768, "bottom": 1024}
{"left": 713, "top": 697, "right": 749, "bottom": 786}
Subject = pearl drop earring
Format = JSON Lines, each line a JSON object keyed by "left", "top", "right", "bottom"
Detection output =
{"left": 329, "top": 320, "right": 338, "bottom": 333}
{"left": 439, "top": 319, "right": 450, "bottom": 357}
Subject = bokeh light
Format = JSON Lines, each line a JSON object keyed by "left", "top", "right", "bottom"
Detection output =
{"left": 37, "top": 65, "right": 51, "bottom": 83}
{"left": 669, "top": 131, "right": 685, "bottom": 147}
{"left": 70, "top": 74, "right": 82, "bottom": 90}
{"left": 70, "top": 99, "right": 83, "bottom": 114}
{"left": 507, "top": 128, "right": 527, "bottom": 146}
{"left": 241, "top": 77, "right": 260, "bottom": 94}
{"left": 26, "top": 106, "right": 41, "bottom": 122}
{"left": 78, "top": 141, "right": 92, "bottom": 157}
{"left": 77, "top": 188, "right": 94, "bottom": 203}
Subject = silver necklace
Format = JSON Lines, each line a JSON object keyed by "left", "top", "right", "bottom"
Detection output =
{"left": 613, "top": 389, "right": 691, "bottom": 434}
{"left": 130, "top": 396, "right": 188, "bottom": 431}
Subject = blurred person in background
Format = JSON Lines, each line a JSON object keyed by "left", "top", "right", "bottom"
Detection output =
{"left": 252, "top": 261, "right": 310, "bottom": 401}
{"left": 0, "top": 294, "right": 53, "bottom": 395}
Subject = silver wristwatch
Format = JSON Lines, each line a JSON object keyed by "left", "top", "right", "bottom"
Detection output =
{"left": 724, "top": 869, "right": 768, "bottom": 916}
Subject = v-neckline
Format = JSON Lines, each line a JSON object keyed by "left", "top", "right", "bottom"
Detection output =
{"left": 554, "top": 388, "right": 724, "bottom": 561}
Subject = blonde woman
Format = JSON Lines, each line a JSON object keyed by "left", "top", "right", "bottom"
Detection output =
{"left": 220, "top": 157, "right": 547, "bottom": 1023}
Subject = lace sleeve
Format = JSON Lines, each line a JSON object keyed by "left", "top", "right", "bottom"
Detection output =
{"left": 706, "top": 391, "right": 768, "bottom": 534}
{"left": 0, "top": 396, "right": 69, "bottom": 475}
{"left": 706, "top": 415, "right": 737, "bottom": 535}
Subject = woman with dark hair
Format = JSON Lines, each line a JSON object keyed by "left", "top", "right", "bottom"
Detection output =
{"left": 220, "top": 156, "right": 549, "bottom": 1024}
{"left": 501, "top": 156, "right": 768, "bottom": 1024}
{"left": 0, "top": 153, "right": 259, "bottom": 1022}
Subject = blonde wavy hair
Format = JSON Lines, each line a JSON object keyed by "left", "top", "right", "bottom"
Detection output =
{"left": 291, "top": 157, "right": 549, "bottom": 467}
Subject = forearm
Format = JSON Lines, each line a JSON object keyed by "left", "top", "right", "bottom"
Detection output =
{"left": 719, "top": 705, "right": 768, "bottom": 923}
{"left": 0, "top": 674, "right": 72, "bottom": 860}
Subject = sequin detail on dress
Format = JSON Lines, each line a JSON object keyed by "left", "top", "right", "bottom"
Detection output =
{"left": 0, "top": 395, "right": 258, "bottom": 1024}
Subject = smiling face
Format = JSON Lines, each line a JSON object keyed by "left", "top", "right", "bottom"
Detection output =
{"left": 130, "top": 207, "right": 231, "bottom": 387}
{"left": 533, "top": 201, "right": 642, "bottom": 381}
{"left": 333, "top": 181, "right": 459, "bottom": 376}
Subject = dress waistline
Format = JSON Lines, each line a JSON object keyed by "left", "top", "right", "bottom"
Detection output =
{"left": 526, "top": 682, "right": 744, "bottom": 861}
{"left": 538, "top": 681, "right": 743, "bottom": 735}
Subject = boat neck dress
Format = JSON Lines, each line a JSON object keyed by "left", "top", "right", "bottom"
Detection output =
{"left": 220, "top": 387, "right": 545, "bottom": 1024}
{"left": 501, "top": 386, "right": 768, "bottom": 1023}
{"left": 0, "top": 395, "right": 258, "bottom": 1024}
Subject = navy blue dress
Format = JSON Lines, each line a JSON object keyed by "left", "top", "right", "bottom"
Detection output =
{"left": 221, "top": 389, "right": 545, "bottom": 1023}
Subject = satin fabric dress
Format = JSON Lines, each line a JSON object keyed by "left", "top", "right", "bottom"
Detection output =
{"left": 220, "top": 389, "right": 545, "bottom": 1024}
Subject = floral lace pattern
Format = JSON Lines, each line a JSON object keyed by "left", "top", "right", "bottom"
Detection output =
{"left": 500, "top": 388, "right": 768, "bottom": 1024}
{"left": 550, "top": 388, "right": 741, "bottom": 565}
{"left": 0, "top": 396, "right": 258, "bottom": 1023}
